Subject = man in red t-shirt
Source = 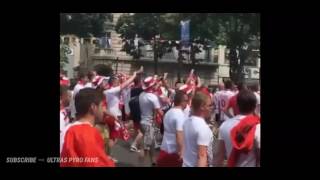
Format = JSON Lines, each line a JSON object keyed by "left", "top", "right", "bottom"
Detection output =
{"left": 60, "top": 88, "right": 115, "bottom": 167}
{"left": 224, "top": 82, "right": 248, "bottom": 118}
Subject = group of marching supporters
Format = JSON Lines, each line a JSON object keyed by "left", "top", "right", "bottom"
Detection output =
{"left": 59, "top": 66, "right": 260, "bottom": 167}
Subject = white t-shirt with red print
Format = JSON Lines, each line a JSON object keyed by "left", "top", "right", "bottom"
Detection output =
{"left": 217, "top": 90, "right": 235, "bottom": 121}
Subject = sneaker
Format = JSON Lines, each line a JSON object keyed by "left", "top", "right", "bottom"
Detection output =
{"left": 109, "top": 156, "right": 118, "bottom": 163}
{"left": 130, "top": 146, "right": 141, "bottom": 153}
{"left": 154, "top": 143, "right": 161, "bottom": 150}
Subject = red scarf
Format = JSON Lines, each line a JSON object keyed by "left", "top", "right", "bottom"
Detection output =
{"left": 227, "top": 114, "right": 260, "bottom": 167}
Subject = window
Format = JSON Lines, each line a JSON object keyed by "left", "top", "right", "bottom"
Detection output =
{"left": 224, "top": 49, "right": 230, "bottom": 64}
{"left": 63, "top": 37, "right": 70, "bottom": 45}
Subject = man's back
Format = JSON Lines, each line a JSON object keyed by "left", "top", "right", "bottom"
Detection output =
{"left": 218, "top": 90, "right": 235, "bottom": 121}
{"left": 227, "top": 94, "right": 240, "bottom": 116}
{"left": 218, "top": 115, "right": 259, "bottom": 167}
{"left": 139, "top": 92, "right": 160, "bottom": 125}
{"left": 161, "top": 108, "right": 186, "bottom": 153}
{"left": 70, "top": 84, "right": 85, "bottom": 119}
{"left": 104, "top": 86, "right": 121, "bottom": 117}
{"left": 183, "top": 116, "right": 212, "bottom": 167}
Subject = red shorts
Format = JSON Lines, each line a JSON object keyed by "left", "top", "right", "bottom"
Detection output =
{"left": 156, "top": 150, "right": 182, "bottom": 167}
{"left": 105, "top": 116, "right": 120, "bottom": 140}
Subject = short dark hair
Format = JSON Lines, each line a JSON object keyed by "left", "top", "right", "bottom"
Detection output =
{"left": 237, "top": 81, "right": 247, "bottom": 91}
{"left": 174, "top": 90, "right": 186, "bottom": 105}
{"left": 237, "top": 89, "right": 257, "bottom": 114}
{"left": 108, "top": 75, "right": 119, "bottom": 85}
{"left": 60, "top": 85, "right": 68, "bottom": 97}
{"left": 224, "top": 80, "right": 233, "bottom": 89}
{"left": 250, "top": 82, "right": 259, "bottom": 92}
{"left": 75, "top": 88, "right": 104, "bottom": 117}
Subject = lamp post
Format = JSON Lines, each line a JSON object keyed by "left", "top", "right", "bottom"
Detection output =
{"left": 115, "top": 57, "right": 119, "bottom": 74}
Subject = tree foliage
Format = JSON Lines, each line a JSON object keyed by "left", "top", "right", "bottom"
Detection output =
{"left": 60, "top": 37, "right": 70, "bottom": 69}
{"left": 115, "top": 13, "right": 260, "bottom": 82}
{"left": 60, "top": 13, "right": 113, "bottom": 38}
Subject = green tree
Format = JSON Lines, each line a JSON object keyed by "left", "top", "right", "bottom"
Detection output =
{"left": 115, "top": 13, "right": 168, "bottom": 74}
{"left": 115, "top": 13, "right": 260, "bottom": 82}
{"left": 60, "top": 13, "right": 113, "bottom": 37}
{"left": 213, "top": 13, "right": 260, "bottom": 84}
{"left": 60, "top": 37, "right": 71, "bottom": 69}
{"left": 116, "top": 13, "right": 191, "bottom": 74}
{"left": 180, "top": 13, "right": 260, "bottom": 83}
{"left": 60, "top": 13, "right": 113, "bottom": 72}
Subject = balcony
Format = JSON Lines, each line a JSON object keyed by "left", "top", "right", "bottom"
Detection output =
{"left": 92, "top": 45, "right": 219, "bottom": 66}
{"left": 139, "top": 46, "right": 218, "bottom": 66}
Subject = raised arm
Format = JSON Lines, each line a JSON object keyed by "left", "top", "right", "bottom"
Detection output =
{"left": 120, "top": 66, "right": 143, "bottom": 90}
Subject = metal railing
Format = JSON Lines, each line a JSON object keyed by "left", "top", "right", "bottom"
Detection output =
{"left": 92, "top": 46, "right": 219, "bottom": 65}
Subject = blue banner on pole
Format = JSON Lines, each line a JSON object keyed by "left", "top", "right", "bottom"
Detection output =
{"left": 181, "top": 20, "right": 190, "bottom": 47}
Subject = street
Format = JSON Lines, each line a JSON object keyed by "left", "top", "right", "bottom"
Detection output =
{"left": 112, "top": 138, "right": 160, "bottom": 167}
{"left": 111, "top": 121, "right": 160, "bottom": 167}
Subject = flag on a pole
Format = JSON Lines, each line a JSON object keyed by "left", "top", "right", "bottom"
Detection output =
{"left": 181, "top": 20, "right": 190, "bottom": 47}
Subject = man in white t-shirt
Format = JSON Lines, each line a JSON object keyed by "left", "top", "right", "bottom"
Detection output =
{"left": 139, "top": 76, "right": 163, "bottom": 166}
{"left": 84, "top": 71, "right": 97, "bottom": 88}
{"left": 183, "top": 92, "right": 213, "bottom": 167}
{"left": 213, "top": 90, "right": 260, "bottom": 167}
{"left": 70, "top": 72, "right": 89, "bottom": 120}
{"left": 157, "top": 90, "right": 188, "bottom": 167}
{"left": 104, "top": 68, "right": 142, "bottom": 119}
{"left": 217, "top": 80, "right": 235, "bottom": 124}
{"left": 102, "top": 67, "right": 143, "bottom": 161}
